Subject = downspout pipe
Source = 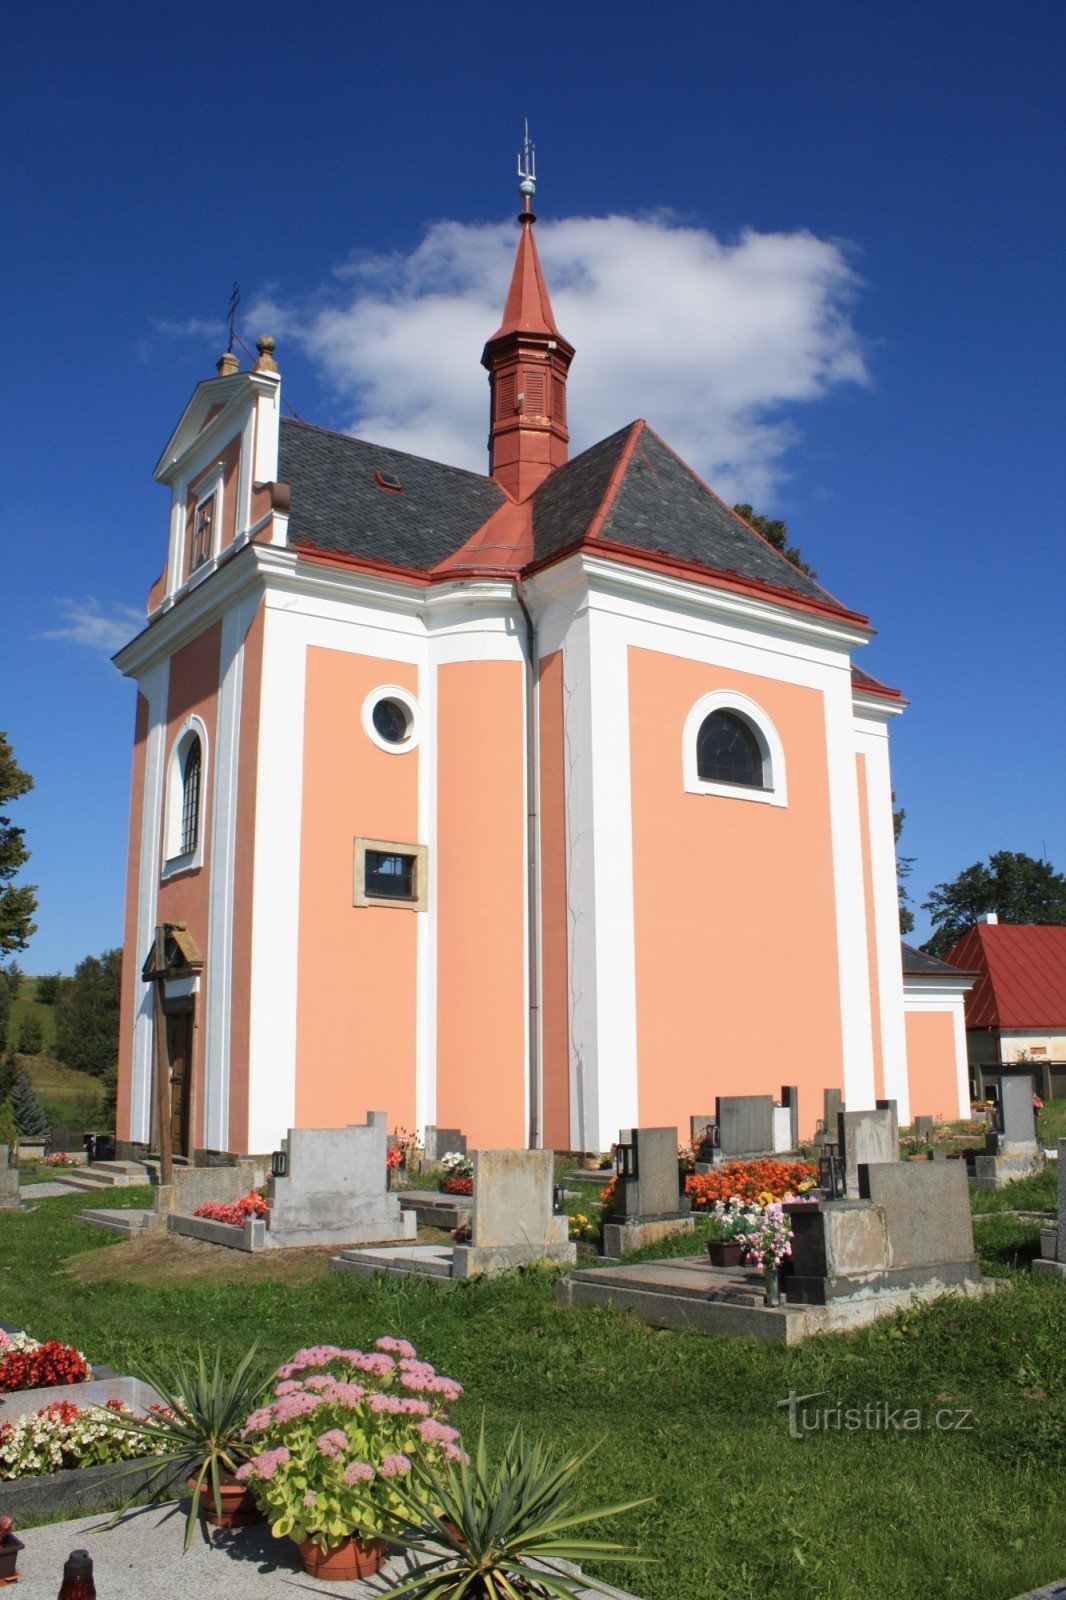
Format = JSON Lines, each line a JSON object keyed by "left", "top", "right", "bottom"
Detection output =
{"left": 515, "top": 579, "right": 540, "bottom": 1148}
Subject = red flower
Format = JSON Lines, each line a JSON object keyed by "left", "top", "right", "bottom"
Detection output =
{"left": 442, "top": 1176, "right": 473, "bottom": 1195}
{"left": 193, "top": 1190, "right": 268, "bottom": 1226}
{"left": 0, "top": 1341, "right": 90, "bottom": 1393}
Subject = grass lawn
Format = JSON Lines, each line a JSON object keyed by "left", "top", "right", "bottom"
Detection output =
{"left": 1038, "top": 1097, "right": 1066, "bottom": 1149}
{"left": 0, "top": 1186, "right": 1062, "bottom": 1600}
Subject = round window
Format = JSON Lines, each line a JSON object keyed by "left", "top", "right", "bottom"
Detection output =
{"left": 371, "top": 697, "right": 411, "bottom": 745}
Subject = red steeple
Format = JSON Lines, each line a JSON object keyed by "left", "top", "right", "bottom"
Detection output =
{"left": 481, "top": 133, "right": 574, "bottom": 501}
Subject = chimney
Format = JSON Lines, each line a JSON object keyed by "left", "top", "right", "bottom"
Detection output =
{"left": 983, "top": 912, "right": 999, "bottom": 925}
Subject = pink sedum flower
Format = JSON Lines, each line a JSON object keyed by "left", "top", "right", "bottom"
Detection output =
{"left": 250, "top": 1446, "right": 291, "bottom": 1481}
{"left": 418, "top": 1419, "right": 460, "bottom": 1445}
{"left": 376, "top": 1337, "right": 418, "bottom": 1359}
{"left": 343, "top": 1460, "right": 375, "bottom": 1485}
{"left": 325, "top": 1381, "right": 366, "bottom": 1408}
{"left": 316, "top": 1429, "right": 348, "bottom": 1459}
{"left": 274, "top": 1380, "right": 300, "bottom": 1397}
{"left": 378, "top": 1453, "right": 412, "bottom": 1477}
{"left": 234, "top": 1462, "right": 255, "bottom": 1482}
{"left": 302, "top": 1492, "right": 317, "bottom": 1509}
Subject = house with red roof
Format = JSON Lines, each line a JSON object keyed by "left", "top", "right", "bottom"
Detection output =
{"left": 111, "top": 153, "right": 971, "bottom": 1160}
{"left": 943, "top": 916, "right": 1066, "bottom": 1101}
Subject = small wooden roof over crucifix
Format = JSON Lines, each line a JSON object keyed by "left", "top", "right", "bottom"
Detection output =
{"left": 141, "top": 922, "right": 204, "bottom": 982}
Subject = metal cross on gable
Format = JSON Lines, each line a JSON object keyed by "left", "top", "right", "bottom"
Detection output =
{"left": 226, "top": 281, "right": 241, "bottom": 353}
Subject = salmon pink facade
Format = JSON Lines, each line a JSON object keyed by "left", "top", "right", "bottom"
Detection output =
{"left": 114, "top": 191, "right": 971, "bottom": 1159}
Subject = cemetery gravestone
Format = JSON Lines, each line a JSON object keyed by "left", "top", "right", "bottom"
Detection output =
{"left": 788, "top": 1159, "right": 980, "bottom": 1304}
{"left": 717, "top": 1096, "right": 775, "bottom": 1157}
{"left": 973, "top": 1074, "right": 1045, "bottom": 1188}
{"left": 603, "top": 1126, "right": 693, "bottom": 1258}
{"left": 266, "top": 1112, "right": 416, "bottom": 1248}
{"left": 913, "top": 1115, "right": 934, "bottom": 1138}
{"left": 0, "top": 1146, "right": 18, "bottom": 1210}
{"left": 452, "top": 1149, "right": 574, "bottom": 1277}
{"left": 1032, "top": 1136, "right": 1066, "bottom": 1280}
{"left": 782, "top": 1086, "right": 800, "bottom": 1151}
{"left": 423, "top": 1126, "right": 466, "bottom": 1166}
{"left": 838, "top": 1108, "right": 899, "bottom": 1196}
{"left": 691, "top": 1114, "right": 718, "bottom": 1172}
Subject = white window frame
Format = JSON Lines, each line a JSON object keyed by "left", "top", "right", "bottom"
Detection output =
{"left": 189, "top": 463, "right": 225, "bottom": 578}
{"left": 682, "top": 690, "right": 787, "bottom": 808}
{"left": 162, "top": 715, "right": 210, "bottom": 877}
{"left": 361, "top": 685, "right": 423, "bottom": 755}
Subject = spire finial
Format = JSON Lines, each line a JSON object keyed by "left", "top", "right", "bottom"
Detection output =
{"left": 517, "top": 119, "right": 536, "bottom": 216}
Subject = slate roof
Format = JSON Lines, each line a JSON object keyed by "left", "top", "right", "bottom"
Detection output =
{"left": 548, "top": 423, "right": 833, "bottom": 605}
{"left": 942, "top": 923, "right": 1066, "bottom": 1030}
{"left": 278, "top": 414, "right": 860, "bottom": 620}
{"left": 901, "top": 941, "right": 976, "bottom": 979}
{"left": 279, "top": 419, "right": 505, "bottom": 572}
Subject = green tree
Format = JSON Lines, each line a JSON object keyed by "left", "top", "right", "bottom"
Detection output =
{"left": 893, "top": 795, "right": 915, "bottom": 936}
{"left": 922, "top": 850, "right": 1066, "bottom": 958}
{"left": 35, "top": 972, "right": 62, "bottom": 1006}
{"left": 733, "top": 503, "right": 817, "bottom": 579}
{"left": 0, "top": 1100, "right": 15, "bottom": 1149}
{"left": 54, "top": 949, "right": 123, "bottom": 1078}
{"left": 16, "top": 1013, "right": 43, "bottom": 1055}
{"left": 0, "top": 736, "right": 37, "bottom": 955}
{"left": 10, "top": 1071, "right": 48, "bottom": 1137}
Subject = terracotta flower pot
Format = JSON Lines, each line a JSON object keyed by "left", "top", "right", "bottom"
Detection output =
{"left": 297, "top": 1534, "right": 387, "bottom": 1581}
{"left": 188, "top": 1474, "right": 264, "bottom": 1529}
{"left": 0, "top": 1533, "right": 24, "bottom": 1582}
{"left": 707, "top": 1239, "right": 746, "bottom": 1267}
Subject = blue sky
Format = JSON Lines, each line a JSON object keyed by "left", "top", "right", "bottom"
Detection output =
{"left": 5, "top": 0, "right": 1064, "bottom": 972}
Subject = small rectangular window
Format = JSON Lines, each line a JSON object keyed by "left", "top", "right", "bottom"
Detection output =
{"left": 192, "top": 493, "right": 215, "bottom": 569}
{"left": 365, "top": 850, "right": 415, "bottom": 899}
{"left": 354, "top": 837, "right": 428, "bottom": 911}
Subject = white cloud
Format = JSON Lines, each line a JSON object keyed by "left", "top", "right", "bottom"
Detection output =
{"left": 252, "top": 213, "right": 868, "bottom": 503}
{"left": 45, "top": 599, "right": 145, "bottom": 656}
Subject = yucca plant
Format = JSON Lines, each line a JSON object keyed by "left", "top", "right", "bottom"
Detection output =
{"left": 106, "top": 1343, "right": 271, "bottom": 1551}
{"left": 376, "top": 1421, "right": 652, "bottom": 1599}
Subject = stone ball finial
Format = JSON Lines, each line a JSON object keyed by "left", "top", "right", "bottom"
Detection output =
{"left": 253, "top": 334, "right": 279, "bottom": 374}
{"left": 216, "top": 351, "right": 240, "bottom": 377}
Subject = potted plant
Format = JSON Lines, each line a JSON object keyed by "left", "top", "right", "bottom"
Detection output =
{"left": 0, "top": 1516, "right": 24, "bottom": 1581}
{"left": 377, "top": 1421, "right": 650, "bottom": 1599}
{"left": 707, "top": 1197, "right": 751, "bottom": 1265}
{"left": 107, "top": 1343, "right": 271, "bottom": 1550}
{"left": 236, "top": 1336, "right": 466, "bottom": 1580}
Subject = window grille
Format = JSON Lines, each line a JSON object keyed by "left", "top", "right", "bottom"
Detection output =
{"left": 180, "top": 739, "right": 202, "bottom": 855}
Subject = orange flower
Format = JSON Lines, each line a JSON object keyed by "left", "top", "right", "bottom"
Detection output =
{"left": 685, "top": 1159, "right": 820, "bottom": 1210}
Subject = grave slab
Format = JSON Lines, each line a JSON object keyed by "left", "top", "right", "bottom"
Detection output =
{"left": 557, "top": 1253, "right": 1003, "bottom": 1344}
{"left": 6, "top": 1501, "right": 641, "bottom": 1600}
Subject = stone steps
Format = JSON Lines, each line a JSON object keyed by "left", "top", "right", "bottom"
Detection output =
{"left": 49, "top": 1160, "right": 157, "bottom": 1193}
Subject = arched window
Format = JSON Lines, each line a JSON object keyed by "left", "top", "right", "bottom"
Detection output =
{"left": 162, "top": 717, "right": 209, "bottom": 874}
{"left": 696, "top": 711, "right": 764, "bottom": 788}
{"left": 180, "top": 738, "right": 202, "bottom": 855}
{"left": 682, "top": 691, "right": 787, "bottom": 808}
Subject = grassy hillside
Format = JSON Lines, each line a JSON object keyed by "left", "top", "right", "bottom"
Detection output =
{"left": 8, "top": 975, "right": 58, "bottom": 1052}
{"left": 5, "top": 975, "right": 107, "bottom": 1127}
{"left": 9, "top": 1051, "right": 106, "bottom": 1126}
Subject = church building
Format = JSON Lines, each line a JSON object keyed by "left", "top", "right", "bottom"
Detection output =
{"left": 114, "top": 157, "right": 972, "bottom": 1159}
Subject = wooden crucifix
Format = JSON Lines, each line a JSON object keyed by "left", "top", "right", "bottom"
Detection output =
{"left": 148, "top": 926, "right": 174, "bottom": 1186}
